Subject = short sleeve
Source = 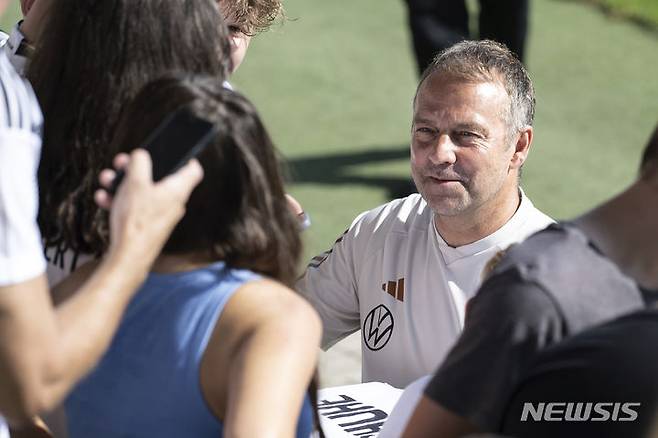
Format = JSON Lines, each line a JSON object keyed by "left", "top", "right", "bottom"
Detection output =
{"left": 0, "top": 128, "right": 46, "bottom": 285}
{"left": 297, "top": 213, "right": 369, "bottom": 350}
{"left": 424, "top": 268, "right": 565, "bottom": 431}
{"left": 1, "top": 23, "right": 30, "bottom": 76}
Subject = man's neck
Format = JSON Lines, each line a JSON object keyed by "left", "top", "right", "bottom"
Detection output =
{"left": 574, "top": 179, "right": 658, "bottom": 289}
{"left": 434, "top": 185, "right": 522, "bottom": 247}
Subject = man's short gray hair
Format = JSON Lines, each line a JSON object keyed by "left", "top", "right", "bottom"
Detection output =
{"left": 415, "top": 40, "right": 535, "bottom": 135}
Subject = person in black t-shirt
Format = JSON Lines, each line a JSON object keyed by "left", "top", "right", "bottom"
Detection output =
{"left": 400, "top": 123, "right": 658, "bottom": 438}
{"left": 502, "top": 308, "right": 658, "bottom": 438}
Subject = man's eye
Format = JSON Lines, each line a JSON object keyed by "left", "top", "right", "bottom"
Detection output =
{"left": 459, "top": 131, "right": 476, "bottom": 137}
{"left": 228, "top": 25, "right": 243, "bottom": 34}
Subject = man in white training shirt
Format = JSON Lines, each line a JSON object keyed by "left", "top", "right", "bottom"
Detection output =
{"left": 298, "top": 40, "right": 553, "bottom": 389}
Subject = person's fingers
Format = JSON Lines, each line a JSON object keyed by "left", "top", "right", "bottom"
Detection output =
{"left": 112, "top": 153, "right": 131, "bottom": 171}
{"left": 158, "top": 158, "right": 204, "bottom": 201}
{"left": 124, "top": 149, "right": 153, "bottom": 184}
{"left": 285, "top": 194, "right": 304, "bottom": 216}
{"left": 98, "top": 169, "right": 116, "bottom": 189}
{"left": 94, "top": 189, "right": 112, "bottom": 210}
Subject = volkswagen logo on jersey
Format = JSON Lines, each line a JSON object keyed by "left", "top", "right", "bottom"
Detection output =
{"left": 363, "top": 304, "right": 394, "bottom": 351}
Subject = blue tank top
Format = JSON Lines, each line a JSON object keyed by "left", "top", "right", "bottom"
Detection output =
{"left": 65, "top": 261, "right": 314, "bottom": 437}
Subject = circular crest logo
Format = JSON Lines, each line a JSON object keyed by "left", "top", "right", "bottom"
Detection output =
{"left": 362, "top": 304, "right": 394, "bottom": 351}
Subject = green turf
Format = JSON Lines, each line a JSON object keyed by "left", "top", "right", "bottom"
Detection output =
{"left": 233, "top": 0, "right": 658, "bottom": 261}
{"left": 568, "top": 0, "right": 658, "bottom": 27}
{"left": 2, "top": 0, "right": 657, "bottom": 264}
{"left": 0, "top": 4, "right": 20, "bottom": 31}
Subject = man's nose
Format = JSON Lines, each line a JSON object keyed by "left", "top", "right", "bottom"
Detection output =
{"left": 429, "top": 134, "right": 457, "bottom": 165}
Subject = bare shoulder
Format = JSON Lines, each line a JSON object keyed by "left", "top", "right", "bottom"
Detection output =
{"left": 223, "top": 278, "right": 322, "bottom": 332}
{"left": 200, "top": 277, "right": 321, "bottom": 420}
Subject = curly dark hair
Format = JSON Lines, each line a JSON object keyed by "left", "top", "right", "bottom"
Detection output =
{"left": 219, "top": 0, "right": 282, "bottom": 35}
{"left": 29, "top": 0, "right": 232, "bottom": 257}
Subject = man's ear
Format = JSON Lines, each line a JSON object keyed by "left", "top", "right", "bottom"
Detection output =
{"left": 509, "top": 126, "right": 533, "bottom": 170}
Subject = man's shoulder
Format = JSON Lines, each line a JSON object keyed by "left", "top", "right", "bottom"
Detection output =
{"left": 495, "top": 223, "right": 589, "bottom": 273}
{"left": 479, "top": 224, "right": 596, "bottom": 313}
{"left": 309, "top": 193, "right": 432, "bottom": 277}
{"left": 513, "top": 190, "right": 555, "bottom": 236}
{"left": 352, "top": 193, "right": 431, "bottom": 237}
{"left": 0, "top": 49, "right": 42, "bottom": 133}
{"left": 488, "top": 223, "right": 644, "bottom": 331}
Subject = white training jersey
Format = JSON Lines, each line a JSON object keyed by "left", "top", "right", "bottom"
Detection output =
{"left": 45, "top": 247, "right": 93, "bottom": 286}
{"left": 0, "top": 50, "right": 45, "bottom": 286}
{"left": 298, "top": 191, "right": 554, "bottom": 388}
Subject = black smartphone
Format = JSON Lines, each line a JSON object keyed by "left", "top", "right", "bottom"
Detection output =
{"left": 108, "top": 108, "right": 217, "bottom": 195}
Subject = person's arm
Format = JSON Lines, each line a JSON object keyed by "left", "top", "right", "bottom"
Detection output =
{"left": 401, "top": 269, "right": 564, "bottom": 437}
{"left": 203, "top": 279, "right": 322, "bottom": 438}
{"left": 0, "top": 150, "right": 202, "bottom": 426}
{"left": 402, "top": 397, "right": 478, "bottom": 438}
{"left": 296, "top": 212, "right": 370, "bottom": 349}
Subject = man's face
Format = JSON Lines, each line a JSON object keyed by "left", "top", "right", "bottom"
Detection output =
{"left": 410, "top": 74, "right": 520, "bottom": 219}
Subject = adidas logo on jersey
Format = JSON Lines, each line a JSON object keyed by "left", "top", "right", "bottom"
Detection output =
{"left": 382, "top": 278, "right": 405, "bottom": 302}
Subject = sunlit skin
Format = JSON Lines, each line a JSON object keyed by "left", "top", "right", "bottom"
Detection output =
{"left": 228, "top": 29, "right": 251, "bottom": 73}
{"left": 410, "top": 73, "right": 532, "bottom": 247}
{"left": 218, "top": 1, "right": 252, "bottom": 73}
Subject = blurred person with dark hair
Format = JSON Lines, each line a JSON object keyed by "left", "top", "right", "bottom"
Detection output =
{"left": 1, "top": 0, "right": 280, "bottom": 77}
{"left": 56, "top": 75, "right": 322, "bottom": 438}
{"left": 0, "top": 0, "right": 204, "bottom": 433}
{"left": 404, "top": 0, "right": 529, "bottom": 74}
{"left": 401, "top": 123, "right": 658, "bottom": 437}
{"left": 298, "top": 40, "right": 553, "bottom": 392}
{"left": 22, "top": 0, "right": 231, "bottom": 286}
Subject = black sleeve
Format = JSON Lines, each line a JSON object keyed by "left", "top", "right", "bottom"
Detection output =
{"left": 424, "top": 268, "right": 565, "bottom": 431}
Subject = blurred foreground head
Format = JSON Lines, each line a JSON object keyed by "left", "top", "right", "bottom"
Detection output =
{"left": 31, "top": 0, "right": 232, "bottom": 256}
{"left": 111, "top": 75, "right": 302, "bottom": 285}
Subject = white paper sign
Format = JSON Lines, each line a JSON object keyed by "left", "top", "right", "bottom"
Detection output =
{"left": 0, "top": 416, "right": 8, "bottom": 438}
{"left": 317, "top": 382, "right": 403, "bottom": 438}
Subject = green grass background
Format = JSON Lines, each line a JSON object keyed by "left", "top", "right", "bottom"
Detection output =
{"left": 2, "top": 0, "right": 657, "bottom": 263}
{"left": 578, "top": 0, "right": 658, "bottom": 26}
{"left": 234, "top": 0, "right": 658, "bottom": 261}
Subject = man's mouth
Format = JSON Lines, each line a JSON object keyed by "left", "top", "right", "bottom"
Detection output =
{"left": 428, "top": 176, "right": 461, "bottom": 184}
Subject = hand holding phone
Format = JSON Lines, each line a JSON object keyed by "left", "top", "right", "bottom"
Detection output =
{"left": 108, "top": 108, "right": 217, "bottom": 195}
